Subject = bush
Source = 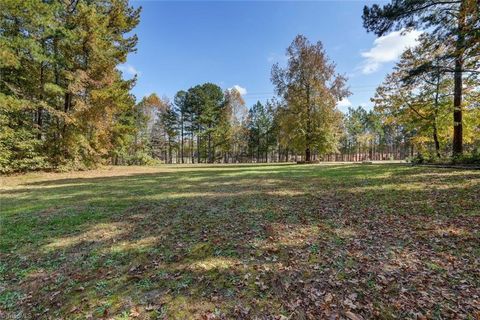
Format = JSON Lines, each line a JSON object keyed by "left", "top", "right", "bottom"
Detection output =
{"left": 408, "top": 153, "right": 443, "bottom": 164}
{"left": 0, "top": 127, "right": 48, "bottom": 174}
{"left": 451, "top": 151, "right": 480, "bottom": 165}
{"left": 409, "top": 150, "right": 480, "bottom": 165}
{"left": 408, "top": 153, "right": 426, "bottom": 164}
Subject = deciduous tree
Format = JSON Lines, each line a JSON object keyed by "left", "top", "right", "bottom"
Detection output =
{"left": 271, "top": 35, "right": 349, "bottom": 162}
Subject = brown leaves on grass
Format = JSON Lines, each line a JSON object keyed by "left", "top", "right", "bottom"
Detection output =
{"left": 2, "top": 165, "right": 480, "bottom": 319}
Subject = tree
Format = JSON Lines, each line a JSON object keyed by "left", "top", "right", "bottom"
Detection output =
{"left": 185, "top": 83, "right": 224, "bottom": 163}
{"left": 0, "top": 0, "right": 141, "bottom": 172}
{"left": 174, "top": 90, "right": 187, "bottom": 163}
{"left": 247, "top": 101, "right": 276, "bottom": 162}
{"left": 263, "top": 100, "right": 278, "bottom": 162}
{"left": 344, "top": 107, "right": 370, "bottom": 161}
{"left": 247, "top": 102, "right": 265, "bottom": 162}
{"left": 400, "top": 38, "right": 454, "bottom": 157}
{"left": 150, "top": 96, "right": 173, "bottom": 162}
{"left": 160, "top": 102, "right": 179, "bottom": 163}
{"left": 136, "top": 94, "right": 163, "bottom": 148}
{"left": 271, "top": 35, "right": 350, "bottom": 162}
{"left": 372, "top": 34, "right": 480, "bottom": 159}
{"left": 109, "top": 81, "right": 144, "bottom": 165}
{"left": 362, "top": 0, "right": 480, "bottom": 155}
{"left": 224, "top": 88, "right": 248, "bottom": 162}
{"left": 215, "top": 96, "right": 233, "bottom": 163}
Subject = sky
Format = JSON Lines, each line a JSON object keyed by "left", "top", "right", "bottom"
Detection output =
{"left": 121, "top": 0, "right": 421, "bottom": 112}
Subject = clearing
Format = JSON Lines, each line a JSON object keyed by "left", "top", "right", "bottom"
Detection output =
{"left": 1, "top": 164, "right": 479, "bottom": 319}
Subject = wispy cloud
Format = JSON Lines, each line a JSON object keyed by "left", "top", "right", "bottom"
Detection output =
{"left": 117, "top": 64, "right": 140, "bottom": 77}
{"left": 267, "top": 52, "right": 287, "bottom": 64}
{"left": 360, "top": 29, "right": 422, "bottom": 74}
{"left": 229, "top": 84, "right": 247, "bottom": 96}
{"left": 336, "top": 97, "right": 352, "bottom": 111}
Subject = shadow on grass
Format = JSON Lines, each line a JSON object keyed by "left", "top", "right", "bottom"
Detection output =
{"left": 1, "top": 164, "right": 479, "bottom": 318}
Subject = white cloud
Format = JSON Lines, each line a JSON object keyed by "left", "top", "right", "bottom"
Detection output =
{"left": 336, "top": 97, "right": 352, "bottom": 108}
{"left": 267, "top": 52, "right": 288, "bottom": 64}
{"left": 229, "top": 84, "right": 247, "bottom": 96}
{"left": 117, "top": 64, "right": 140, "bottom": 77}
{"left": 360, "top": 29, "right": 422, "bottom": 74}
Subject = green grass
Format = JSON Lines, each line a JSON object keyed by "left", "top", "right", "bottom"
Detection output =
{"left": 1, "top": 164, "right": 479, "bottom": 319}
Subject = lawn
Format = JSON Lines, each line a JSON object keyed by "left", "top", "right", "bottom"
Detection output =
{"left": 1, "top": 164, "right": 479, "bottom": 319}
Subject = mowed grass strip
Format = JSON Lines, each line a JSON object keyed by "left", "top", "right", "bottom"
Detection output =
{"left": 1, "top": 164, "right": 479, "bottom": 319}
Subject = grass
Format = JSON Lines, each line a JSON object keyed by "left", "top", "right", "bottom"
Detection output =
{"left": 1, "top": 163, "right": 479, "bottom": 319}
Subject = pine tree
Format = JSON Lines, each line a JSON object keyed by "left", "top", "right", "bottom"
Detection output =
{"left": 174, "top": 90, "right": 188, "bottom": 163}
{"left": 0, "top": 0, "right": 140, "bottom": 172}
{"left": 362, "top": 0, "right": 480, "bottom": 155}
{"left": 184, "top": 83, "right": 224, "bottom": 163}
{"left": 161, "top": 103, "right": 179, "bottom": 163}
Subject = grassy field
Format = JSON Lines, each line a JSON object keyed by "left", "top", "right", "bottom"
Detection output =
{"left": 1, "top": 164, "right": 479, "bottom": 319}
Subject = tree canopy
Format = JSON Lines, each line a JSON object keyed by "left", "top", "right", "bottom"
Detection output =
{"left": 0, "top": 0, "right": 140, "bottom": 171}
{"left": 363, "top": 0, "right": 480, "bottom": 155}
{"left": 271, "top": 35, "right": 350, "bottom": 161}
{"left": 0, "top": 3, "right": 479, "bottom": 172}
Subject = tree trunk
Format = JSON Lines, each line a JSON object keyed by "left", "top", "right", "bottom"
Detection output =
{"left": 452, "top": 3, "right": 465, "bottom": 156}
{"left": 433, "top": 123, "right": 441, "bottom": 158}
{"left": 62, "top": 91, "right": 72, "bottom": 151}
{"left": 452, "top": 56, "right": 463, "bottom": 155}
{"left": 197, "top": 133, "right": 201, "bottom": 163}
{"left": 265, "top": 132, "right": 269, "bottom": 163}
{"left": 191, "top": 133, "right": 194, "bottom": 163}
{"left": 180, "top": 116, "right": 184, "bottom": 163}
{"left": 37, "top": 62, "right": 45, "bottom": 140}
{"left": 208, "top": 127, "right": 212, "bottom": 163}
{"left": 257, "top": 135, "right": 260, "bottom": 163}
{"left": 433, "top": 68, "right": 441, "bottom": 159}
{"left": 305, "top": 85, "right": 312, "bottom": 163}
{"left": 305, "top": 147, "right": 311, "bottom": 162}
{"left": 168, "top": 142, "right": 172, "bottom": 164}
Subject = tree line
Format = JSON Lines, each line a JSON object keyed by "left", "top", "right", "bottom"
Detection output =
{"left": 363, "top": 0, "right": 480, "bottom": 159}
{"left": 1, "top": 0, "right": 140, "bottom": 172}
{"left": 122, "top": 35, "right": 349, "bottom": 164}
{"left": 1, "top": 0, "right": 479, "bottom": 172}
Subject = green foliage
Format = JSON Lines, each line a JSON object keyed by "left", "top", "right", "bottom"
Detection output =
{"left": 247, "top": 101, "right": 276, "bottom": 162}
{"left": 363, "top": 0, "right": 480, "bottom": 155}
{"left": 0, "top": 95, "right": 47, "bottom": 173}
{"left": 0, "top": 290, "right": 23, "bottom": 310}
{"left": 2, "top": 2, "right": 477, "bottom": 169}
{"left": 271, "top": 35, "right": 349, "bottom": 161}
{"left": 0, "top": 0, "right": 141, "bottom": 173}
{"left": 408, "top": 153, "right": 436, "bottom": 165}
{"left": 370, "top": 33, "right": 479, "bottom": 160}
{"left": 409, "top": 150, "right": 480, "bottom": 165}
{"left": 452, "top": 150, "right": 480, "bottom": 165}
{"left": 183, "top": 83, "right": 225, "bottom": 163}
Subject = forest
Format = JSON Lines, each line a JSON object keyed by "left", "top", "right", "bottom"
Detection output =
{"left": 1, "top": 1, "right": 480, "bottom": 319}
{"left": 1, "top": 0, "right": 479, "bottom": 173}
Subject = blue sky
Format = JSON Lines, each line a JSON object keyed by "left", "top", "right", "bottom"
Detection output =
{"left": 121, "top": 0, "right": 421, "bottom": 112}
